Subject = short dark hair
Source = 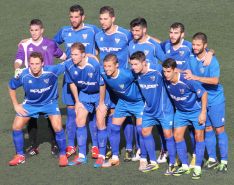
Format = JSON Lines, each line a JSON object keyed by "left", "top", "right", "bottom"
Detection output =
{"left": 192, "top": 32, "right": 207, "bottom": 44}
{"left": 71, "top": 42, "right": 85, "bottom": 53}
{"left": 70, "top": 4, "right": 84, "bottom": 16}
{"left": 29, "top": 52, "right": 43, "bottom": 63}
{"left": 130, "top": 51, "right": 146, "bottom": 62}
{"left": 30, "top": 19, "right": 43, "bottom": 28}
{"left": 130, "top": 17, "right": 147, "bottom": 28}
{"left": 103, "top": 53, "right": 118, "bottom": 64}
{"left": 99, "top": 6, "right": 115, "bottom": 17}
{"left": 162, "top": 58, "right": 177, "bottom": 69}
{"left": 170, "top": 22, "right": 185, "bottom": 33}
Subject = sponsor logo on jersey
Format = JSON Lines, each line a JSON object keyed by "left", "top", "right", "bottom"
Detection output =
{"left": 100, "top": 47, "right": 122, "bottom": 52}
{"left": 68, "top": 32, "right": 72, "bottom": 37}
{"left": 44, "top": 78, "right": 49, "bottom": 84}
{"left": 115, "top": 38, "right": 120, "bottom": 44}
{"left": 42, "top": 46, "right": 47, "bottom": 50}
{"left": 144, "top": 50, "right": 149, "bottom": 56}
{"left": 119, "top": 84, "right": 124, "bottom": 89}
{"left": 170, "top": 94, "right": 188, "bottom": 101}
{"left": 179, "top": 88, "right": 185, "bottom": 94}
{"left": 82, "top": 34, "right": 88, "bottom": 40}
{"left": 30, "top": 85, "right": 52, "bottom": 93}
{"left": 88, "top": 73, "right": 93, "bottom": 78}
{"left": 29, "top": 47, "right": 33, "bottom": 52}
{"left": 139, "top": 84, "right": 158, "bottom": 89}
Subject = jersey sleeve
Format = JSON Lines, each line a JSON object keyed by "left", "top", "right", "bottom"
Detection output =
{"left": 54, "top": 62, "right": 66, "bottom": 76}
{"left": 52, "top": 41, "right": 64, "bottom": 58}
{"left": 53, "top": 28, "right": 64, "bottom": 45}
{"left": 8, "top": 76, "right": 23, "bottom": 90}
{"left": 154, "top": 42, "right": 166, "bottom": 62}
{"left": 209, "top": 57, "right": 220, "bottom": 77}
{"left": 187, "top": 79, "right": 206, "bottom": 98}
{"left": 64, "top": 68, "right": 73, "bottom": 84}
{"left": 15, "top": 44, "right": 25, "bottom": 63}
{"left": 160, "top": 40, "right": 167, "bottom": 53}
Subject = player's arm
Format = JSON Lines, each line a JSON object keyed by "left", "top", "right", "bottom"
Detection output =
{"left": 203, "top": 49, "right": 215, "bottom": 66}
{"left": 199, "top": 91, "right": 207, "bottom": 124}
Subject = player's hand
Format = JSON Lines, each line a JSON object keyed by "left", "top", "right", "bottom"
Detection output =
{"left": 18, "top": 38, "right": 30, "bottom": 47}
{"left": 198, "top": 111, "right": 206, "bottom": 125}
{"left": 14, "top": 68, "right": 24, "bottom": 78}
{"left": 74, "top": 102, "right": 85, "bottom": 115}
{"left": 184, "top": 70, "right": 198, "bottom": 80}
{"left": 203, "top": 50, "right": 214, "bottom": 66}
{"left": 96, "top": 103, "right": 108, "bottom": 115}
{"left": 14, "top": 104, "right": 28, "bottom": 116}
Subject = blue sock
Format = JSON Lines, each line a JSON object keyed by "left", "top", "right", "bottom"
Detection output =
{"left": 76, "top": 126, "right": 87, "bottom": 156}
{"left": 176, "top": 140, "right": 188, "bottom": 165}
{"left": 136, "top": 125, "right": 147, "bottom": 159}
{"left": 157, "top": 125, "right": 167, "bottom": 152}
{"left": 165, "top": 136, "right": 176, "bottom": 165}
{"left": 188, "top": 126, "right": 196, "bottom": 154}
{"left": 106, "top": 114, "right": 113, "bottom": 140}
{"left": 55, "top": 129, "right": 66, "bottom": 155}
{"left": 217, "top": 131, "right": 228, "bottom": 161}
{"left": 13, "top": 130, "right": 24, "bottom": 155}
{"left": 123, "top": 117, "right": 133, "bottom": 150}
{"left": 98, "top": 128, "right": 107, "bottom": 156}
{"left": 110, "top": 123, "right": 121, "bottom": 156}
{"left": 205, "top": 130, "right": 217, "bottom": 160}
{"left": 134, "top": 125, "right": 140, "bottom": 149}
{"left": 89, "top": 113, "right": 98, "bottom": 147}
{"left": 143, "top": 134, "right": 156, "bottom": 162}
{"left": 195, "top": 141, "right": 205, "bottom": 166}
{"left": 66, "top": 108, "right": 76, "bottom": 146}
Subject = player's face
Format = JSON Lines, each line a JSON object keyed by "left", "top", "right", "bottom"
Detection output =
{"left": 104, "top": 60, "right": 118, "bottom": 77}
{"left": 30, "top": 25, "right": 43, "bottom": 41}
{"left": 130, "top": 59, "right": 144, "bottom": 74}
{"left": 99, "top": 13, "right": 115, "bottom": 31}
{"left": 192, "top": 39, "right": 207, "bottom": 56}
{"left": 163, "top": 67, "right": 175, "bottom": 81}
{"left": 71, "top": 49, "right": 84, "bottom": 65}
{"left": 169, "top": 28, "right": 184, "bottom": 45}
{"left": 131, "top": 26, "right": 146, "bottom": 40}
{"left": 29, "top": 57, "right": 43, "bottom": 76}
{"left": 69, "top": 11, "right": 84, "bottom": 29}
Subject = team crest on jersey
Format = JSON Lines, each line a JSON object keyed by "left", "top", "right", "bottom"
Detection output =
{"left": 179, "top": 50, "right": 184, "bottom": 56}
{"left": 132, "top": 45, "right": 135, "bottom": 49}
{"left": 115, "top": 38, "right": 120, "bottom": 44}
{"left": 29, "top": 47, "right": 33, "bottom": 52}
{"left": 100, "top": 37, "right": 103, "bottom": 41}
{"left": 144, "top": 50, "right": 149, "bottom": 56}
{"left": 82, "top": 34, "right": 88, "bottom": 40}
{"left": 88, "top": 73, "right": 93, "bottom": 78}
{"left": 200, "top": 67, "right": 205, "bottom": 74}
{"left": 68, "top": 32, "right": 72, "bottom": 37}
{"left": 42, "top": 46, "right": 47, "bottom": 50}
{"left": 67, "top": 43, "right": 72, "bottom": 47}
{"left": 74, "top": 71, "right": 78, "bottom": 75}
{"left": 167, "top": 50, "right": 170, "bottom": 54}
{"left": 197, "top": 89, "right": 201, "bottom": 95}
{"left": 28, "top": 80, "right": 32, "bottom": 84}
{"left": 150, "top": 76, "right": 155, "bottom": 81}
{"left": 119, "top": 84, "right": 124, "bottom": 89}
{"left": 44, "top": 78, "right": 49, "bottom": 84}
{"left": 179, "top": 88, "right": 185, "bottom": 94}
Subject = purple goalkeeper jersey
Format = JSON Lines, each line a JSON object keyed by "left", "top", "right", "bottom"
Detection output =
{"left": 15, "top": 37, "right": 63, "bottom": 67}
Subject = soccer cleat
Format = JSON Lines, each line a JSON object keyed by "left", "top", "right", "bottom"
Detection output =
{"left": 157, "top": 150, "right": 168, "bottom": 164}
{"left": 164, "top": 165, "right": 176, "bottom": 176}
{"left": 204, "top": 160, "right": 219, "bottom": 169}
{"left": 141, "top": 163, "right": 159, "bottom": 173}
{"left": 105, "top": 148, "right": 112, "bottom": 160}
{"left": 214, "top": 163, "right": 228, "bottom": 173}
{"left": 138, "top": 160, "right": 148, "bottom": 171}
{"left": 68, "top": 155, "right": 87, "bottom": 166}
{"left": 189, "top": 155, "right": 196, "bottom": 169}
{"left": 66, "top": 146, "right": 76, "bottom": 158}
{"left": 132, "top": 148, "right": 141, "bottom": 162}
{"left": 91, "top": 146, "right": 99, "bottom": 159}
{"left": 25, "top": 145, "right": 39, "bottom": 157}
{"left": 51, "top": 144, "right": 59, "bottom": 157}
{"left": 192, "top": 167, "right": 202, "bottom": 180}
{"left": 94, "top": 156, "right": 104, "bottom": 168}
{"left": 174, "top": 156, "right": 182, "bottom": 167}
{"left": 173, "top": 166, "right": 191, "bottom": 176}
{"left": 59, "top": 155, "right": 68, "bottom": 167}
{"left": 124, "top": 150, "right": 133, "bottom": 162}
{"left": 102, "top": 158, "right": 120, "bottom": 168}
{"left": 9, "top": 154, "right": 25, "bottom": 166}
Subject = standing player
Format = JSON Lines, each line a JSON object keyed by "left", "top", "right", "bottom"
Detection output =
{"left": 185, "top": 32, "right": 228, "bottom": 172}
{"left": 9, "top": 52, "right": 67, "bottom": 167}
{"left": 64, "top": 43, "right": 108, "bottom": 168}
{"left": 15, "top": 19, "right": 66, "bottom": 157}
{"left": 100, "top": 54, "right": 145, "bottom": 168}
{"left": 163, "top": 58, "right": 207, "bottom": 180}
{"left": 130, "top": 51, "right": 176, "bottom": 174}
{"left": 54, "top": 4, "right": 101, "bottom": 158}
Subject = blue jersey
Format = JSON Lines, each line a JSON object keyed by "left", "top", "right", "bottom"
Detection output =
{"left": 54, "top": 23, "right": 101, "bottom": 57}
{"left": 101, "top": 68, "right": 143, "bottom": 102}
{"left": 161, "top": 39, "right": 192, "bottom": 70}
{"left": 189, "top": 54, "right": 225, "bottom": 106}
{"left": 65, "top": 57, "right": 102, "bottom": 94}
{"left": 136, "top": 64, "right": 173, "bottom": 117}
{"left": 129, "top": 36, "right": 166, "bottom": 64}
{"left": 95, "top": 26, "right": 132, "bottom": 68}
{"left": 164, "top": 73, "right": 206, "bottom": 112}
{"left": 9, "top": 63, "right": 65, "bottom": 106}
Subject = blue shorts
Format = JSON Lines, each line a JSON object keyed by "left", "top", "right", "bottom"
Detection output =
{"left": 62, "top": 79, "right": 75, "bottom": 106}
{"left": 174, "top": 109, "right": 205, "bottom": 130}
{"left": 206, "top": 102, "right": 225, "bottom": 128}
{"left": 18, "top": 101, "right": 60, "bottom": 118}
{"left": 113, "top": 99, "right": 144, "bottom": 119}
{"left": 142, "top": 114, "right": 174, "bottom": 129}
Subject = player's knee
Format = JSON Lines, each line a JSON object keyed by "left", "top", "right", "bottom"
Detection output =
{"left": 142, "top": 128, "right": 150, "bottom": 137}
{"left": 205, "top": 126, "right": 213, "bottom": 132}
{"left": 163, "top": 129, "right": 173, "bottom": 138}
{"left": 173, "top": 131, "right": 183, "bottom": 142}
{"left": 215, "top": 126, "right": 225, "bottom": 134}
{"left": 195, "top": 131, "right": 204, "bottom": 142}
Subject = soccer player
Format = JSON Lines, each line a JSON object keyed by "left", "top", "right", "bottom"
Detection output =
{"left": 163, "top": 58, "right": 207, "bottom": 180}
{"left": 64, "top": 43, "right": 107, "bottom": 168}
{"left": 54, "top": 4, "right": 101, "bottom": 158}
{"left": 15, "top": 19, "right": 66, "bottom": 157}
{"left": 130, "top": 51, "right": 176, "bottom": 174}
{"left": 100, "top": 54, "right": 145, "bottom": 168}
{"left": 185, "top": 32, "right": 228, "bottom": 173}
{"left": 95, "top": 6, "right": 135, "bottom": 161}
{"left": 8, "top": 52, "right": 67, "bottom": 167}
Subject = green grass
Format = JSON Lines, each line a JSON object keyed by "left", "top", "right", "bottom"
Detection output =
{"left": 0, "top": 0, "right": 234, "bottom": 184}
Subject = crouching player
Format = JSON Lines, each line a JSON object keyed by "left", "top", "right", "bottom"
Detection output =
{"left": 8, "top": 52, "right": 67, "bottom": 167}
{"left": 163, "top": 58, "right": 207, "bottom": 180}
{"left": 130, "top": 51, "right": 176, "bottom": 174}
